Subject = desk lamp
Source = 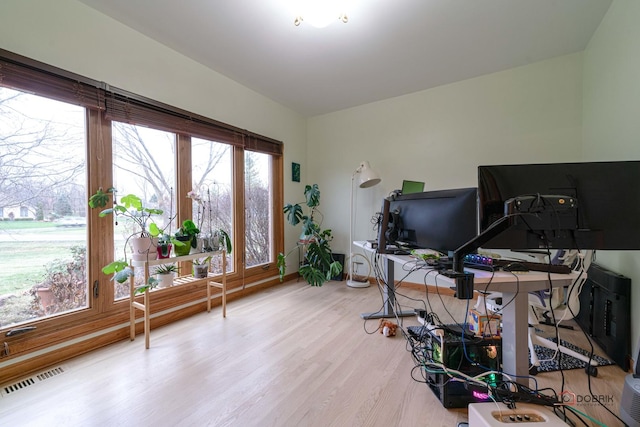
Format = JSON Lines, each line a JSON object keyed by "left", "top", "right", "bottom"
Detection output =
{"left": 347, "top": 161, "right": 381, "bottom": 288}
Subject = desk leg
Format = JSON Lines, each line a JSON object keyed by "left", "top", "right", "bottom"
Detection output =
{"left": 360, "top": 255, "right": 415, "bottom": 319}
{"left": 501, "top": 291, "right": 530, "bottom": 386}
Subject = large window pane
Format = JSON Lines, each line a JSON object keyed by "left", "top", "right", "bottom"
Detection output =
{"left": 112, "top": 123, "right": 177, "bottom": 299}
{"left": 191, "top": 138, "right": 233, "bottom": 274}
{"left": 245, "top": 151, "right": 273, "bottom": 267}
{"left": 0, "top": 87, "right": 87, "bottom": 326}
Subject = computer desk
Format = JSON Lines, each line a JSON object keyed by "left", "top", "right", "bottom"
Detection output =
{"left": 354, "top": 241, "right": 580, "bottom": 386}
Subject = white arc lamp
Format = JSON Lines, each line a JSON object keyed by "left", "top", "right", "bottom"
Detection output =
{"left": 347, "top": 161, "right": 381, "bottom": 288}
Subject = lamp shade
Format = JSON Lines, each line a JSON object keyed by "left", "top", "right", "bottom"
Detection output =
{"left": 357, "top": 161, "right": 381, "bottom": 188}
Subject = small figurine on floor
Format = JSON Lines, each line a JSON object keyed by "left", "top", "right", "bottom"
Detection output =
{"left": 379, "top": 319, "right": 398, "bottom": 337}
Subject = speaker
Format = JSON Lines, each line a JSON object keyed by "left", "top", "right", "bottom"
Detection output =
{"left": 621, "top": 375, "right": 640, "bottom": 427}
{"left": 620, "top": 338, "right": 640, "bottom": 427}
{"left": 468, "top": 402, "right": 568, "bottom": 426}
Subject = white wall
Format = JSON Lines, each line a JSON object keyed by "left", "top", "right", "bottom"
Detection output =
{"left": 3, "top": 1, "right": 637, "bottom": 354}
{"left": 308, "top": 54, "right": 584, "bottom": 267}
{"left": 582, "top": 0, "right": 640, "bottom": 356}
{"left": 0, "top": 0, "right": 308, "bottom": 264}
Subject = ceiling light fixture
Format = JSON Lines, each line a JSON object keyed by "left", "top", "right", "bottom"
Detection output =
{"left": 293, "top": 0, "right": 349, "bottom": 28}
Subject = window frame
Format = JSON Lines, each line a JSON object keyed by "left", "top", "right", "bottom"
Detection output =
{"left": 0, "top": 48, "right": 285, "bottom": 384}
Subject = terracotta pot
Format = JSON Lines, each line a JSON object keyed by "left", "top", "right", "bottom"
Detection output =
{"left": 36, "top": 287, "right": 55, "bottom": 312}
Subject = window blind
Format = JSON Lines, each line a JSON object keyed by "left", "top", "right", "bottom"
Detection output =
{"left": 0, "top": 48, "right": 283, "bottom": 157}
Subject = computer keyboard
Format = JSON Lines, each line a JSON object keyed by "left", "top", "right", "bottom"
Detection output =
{"left": 463, "top": 254, "right": 572, "bottom": 274}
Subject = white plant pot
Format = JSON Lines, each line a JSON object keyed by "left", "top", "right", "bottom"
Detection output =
{"left": 156, "top": 273, "right": 174, "bottom": 288}
{"left": 130, "top": 237, "right": 159, "bottom": 261}
{"left": 190, "top": 235, "right": 204, "bottom": 254}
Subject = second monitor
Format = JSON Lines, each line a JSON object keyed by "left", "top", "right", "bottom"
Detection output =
{"left": 379, "top": 187, "right": 478, "bottom": 255}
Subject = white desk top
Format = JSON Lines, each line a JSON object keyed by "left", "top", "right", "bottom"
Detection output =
{"left": 354, "top": 240, "right": 578, "bottom": 293}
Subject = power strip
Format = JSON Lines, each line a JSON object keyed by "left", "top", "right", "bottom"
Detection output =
{"left": 468, "top": 402, "right": 568, "bottom": 426}
{"left": 415, "top": 311, "right": 444, "bottom": 337}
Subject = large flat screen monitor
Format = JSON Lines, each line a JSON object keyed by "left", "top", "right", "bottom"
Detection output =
{"left": 382, "top": 187, "right": 478, "bottom": 255}
{"left": 478, "top": 160, "right": 640, "bottom": 250}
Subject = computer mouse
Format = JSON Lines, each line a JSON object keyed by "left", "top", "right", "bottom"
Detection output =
{"left": 503, "top": 262, "right": 529, "bottom": 272}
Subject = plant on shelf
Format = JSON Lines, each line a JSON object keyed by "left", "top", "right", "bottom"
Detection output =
{"left": 277, "top": 184, "right": 342, "bottom": 287}
{"left": 187, "top": 188, "right": 233, "bottom": 254}
{"left": 154, "top": 264, "right": 179, "bottom": 274}
{"left": 153, "top": 264, "right": 178, "bottom": 288}
{"left": 174, "top": 219, "right": 200, "bottom": 256}
{"left": 192, "top": 256, "right": 212, "bottom": 278}
{"left": 210, "top": 229, "right": 233, "bottom": 254}
{"left": 156, "top": 234, "right": 173, "bottom": 258}
{"left": 88, "top": 187, "right": 184, "bottom": 287}
{"left": 193, "top": 256, "right": 212, "bottom": 266}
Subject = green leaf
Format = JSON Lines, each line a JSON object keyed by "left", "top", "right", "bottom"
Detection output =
{"left": 219, "top": 229, "right": 233, "bottom": 254}
{"left": 134, "top": 277, "right": 160, "bottom": 294}
{"left": 144, "top": 208, "right": 164, "bottom": 216}
{"left": 328, "top": 261, "right": 342, "bottom": 280}
{"left": 101, "top": 260, "right": 129, "bottom": 275}
{"left": 148, "top": 222, "right": 161, "bottom": 237}
{"left": 299, "top": 265, "right": 326, "bottom": 286}
{"left": 283, "top": 204, "right": 303, "bottom": 226}
{"left": 98, "top": 208, "right": 114, "bottom": 217}
{"left": 113, "top": 267, "right": 133, "bottom": 284}
{"left": 304, "top": 184, "right": 320, "bottom": 208}
{"left": 171, "top": 237, "right": 186, "bottom": 247}
{"left": 88, "top": 187, "right": 112, "bottom": 209}
{"left": 120, "top": 194, "right": 143, "bottom": 210}
{"left": 277, "top": 253, "right": 287, "bottom": 281}
{"left": 301, "top": 217, "right": 318, "bottom": 236}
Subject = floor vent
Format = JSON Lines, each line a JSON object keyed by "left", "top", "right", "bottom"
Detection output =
{"left": 1, "top": 366, "right": 66, "bottom": 397}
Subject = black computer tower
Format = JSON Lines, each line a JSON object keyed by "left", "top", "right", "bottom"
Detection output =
{"left": 408, "top": 325, "right": 501, "bottom": 408}
{"left": 576, "top": 263, "right": 631, "bottom": 370}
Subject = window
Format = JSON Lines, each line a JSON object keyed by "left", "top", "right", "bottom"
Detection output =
{"left": 0, "top": 86, "right": 88, "bottom": 326}
{"left": 112, "top": 123, "right": 177, "bottom": 300}
{"left": 192, "top": 137, "right": 233, "bottom": 273}
{"left": 0, "top": 49, "right": 283, "bottom": 382}
{"left": 245, "top": 151, "right": 274, "bottom": 267}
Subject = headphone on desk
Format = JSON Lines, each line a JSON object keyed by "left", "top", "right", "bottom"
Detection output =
{"left": 385, "top": 209, "right": 402, "bottom": 243}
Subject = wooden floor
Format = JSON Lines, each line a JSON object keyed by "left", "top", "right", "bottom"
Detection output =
{"left": 0, "top": 279, "right": 628, "bottom": 426}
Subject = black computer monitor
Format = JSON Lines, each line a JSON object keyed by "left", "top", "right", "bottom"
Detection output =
{"left": 477, "top": 160, "right": 640, "bottom": 250}
{"left": 380, "top": 187, "right": 478, "bottom": 255}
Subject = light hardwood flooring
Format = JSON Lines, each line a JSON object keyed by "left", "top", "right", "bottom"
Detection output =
{"left": 0, "top": 279, "right": 628, "bottom": 426}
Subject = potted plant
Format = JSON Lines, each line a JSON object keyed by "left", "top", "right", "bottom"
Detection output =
{"left": 174, "top": 219, "right": 200, "bottom": 256}
{"left": 204, "top": 228, "right": 233, "bottom": 254}
{"left": 277, "top": 184, "right": 342, "bottom": 286}
{"left": 88, "top": 187, "right": 183, "bottom": 287}
{"left": 192, "top": 256, "right": 212, "bottom": 278}
{"left": 187, "top": 188, "right": 233, "bottom": 254}
{"left": 156, "top": 234, "right": 173, "bottom": 259}
{"left": 153, "top": 263, "right": 178, "bottom": 288}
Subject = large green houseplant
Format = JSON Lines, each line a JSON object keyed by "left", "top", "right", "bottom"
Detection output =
{"left": 277, "top": 184, "right": 342, "bottom": 286}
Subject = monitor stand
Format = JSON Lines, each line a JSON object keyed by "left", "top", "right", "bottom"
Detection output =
{"left": 360, "top": 254, "right": 415, "bottom": 319}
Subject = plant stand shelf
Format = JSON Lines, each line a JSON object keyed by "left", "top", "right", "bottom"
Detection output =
{"left": 129, "top": 250, "right": 227, "bottom": 349}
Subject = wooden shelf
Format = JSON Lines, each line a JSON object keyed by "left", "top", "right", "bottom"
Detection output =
{"left": 129, "top": 250, "right": 227, "bottom": 349}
